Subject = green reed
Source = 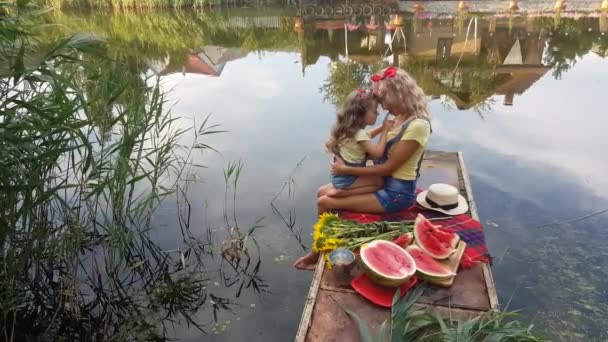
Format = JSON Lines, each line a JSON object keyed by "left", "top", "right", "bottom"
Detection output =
{"left": 342, "top": 285, "right": 544, "bottom": 342}
{"left": 1, "top": 2, "right": 265, "bottom": 340}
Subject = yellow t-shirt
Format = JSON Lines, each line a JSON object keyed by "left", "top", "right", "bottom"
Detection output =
{"left": 338, "top": 129, "right": 370, "bottom": 164}
{"left": 387, "top": 118, "right": 431, "bottom": 180}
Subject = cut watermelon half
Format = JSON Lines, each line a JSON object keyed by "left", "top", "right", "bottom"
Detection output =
{"left": 413, "top": 214, "right": 459, "bottom": 259}
{"left": 360, "top": 240, "right": 417, "bottom": 288}
{"left": 406, "top": 245, "right": 455, "bottom": 281}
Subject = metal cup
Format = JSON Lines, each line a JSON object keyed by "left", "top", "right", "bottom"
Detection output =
{"left": 328, "top": 248, "right": 356, "bottom": 277}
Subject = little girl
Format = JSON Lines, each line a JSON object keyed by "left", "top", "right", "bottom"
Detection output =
{"left": 325, "top": 89, "right": 391, "bottom": 197}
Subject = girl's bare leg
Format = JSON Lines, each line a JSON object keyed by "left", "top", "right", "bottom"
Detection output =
{"left": 317, "top": 183, "right": 334, "bottom": 198}
{"left": 327, "top": 176, "right": 383, "bottom": 198}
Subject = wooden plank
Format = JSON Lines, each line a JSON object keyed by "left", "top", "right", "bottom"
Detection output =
{"left": 432, "top": 241, "right": 467, "bottom": 287}
{"left": 294, "top": 252, "right": 325, "bottom": 342}
{"left": 458, "top": 152, "right": 500, "bottom": 311}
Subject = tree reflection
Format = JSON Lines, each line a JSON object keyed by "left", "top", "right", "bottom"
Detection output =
{"left": 540, "top": 17, "right": 597, "bottom": 79}
{"left": 319, "top": 60, "right": 385, "bottom": 105}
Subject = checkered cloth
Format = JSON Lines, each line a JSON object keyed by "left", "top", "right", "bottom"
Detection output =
{"left": 339, "top": 201, "right": 491, "bottom": 268}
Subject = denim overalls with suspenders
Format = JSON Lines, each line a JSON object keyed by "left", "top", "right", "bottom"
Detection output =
{"left": 374, "top": 117, "right": 432, "bottom": 180}
{"left": 331, "top": 151, "right": 367, "bottom": 189}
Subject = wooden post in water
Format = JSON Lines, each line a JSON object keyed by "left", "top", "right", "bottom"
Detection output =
{"left": 412, "top": 3, "right": 424, "bottom": 12}
{"left": 554, "top": 0, "right": 567, "bottom": 11}
{"left": 458, "top": 1, "right": 469, "bottom": 12}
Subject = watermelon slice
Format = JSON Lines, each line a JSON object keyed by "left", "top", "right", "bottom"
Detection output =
{"left": 360, "top": 240, "right": 417, "bottom": 288}
{"left": 392, "top": 232, "right": 414, "bottom": 248}
{"left": 413, "top": 214, "right": 459, "bottom": 259}
{"left": 406, "top": 245, "right": 454, "bottom": 281}
{"left": 433, "top": 228, "right": 460, "bottom": 249}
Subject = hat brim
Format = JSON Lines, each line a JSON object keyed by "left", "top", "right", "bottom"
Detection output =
{"left": 416, "top": 190, "right": 469, "bottom": 216}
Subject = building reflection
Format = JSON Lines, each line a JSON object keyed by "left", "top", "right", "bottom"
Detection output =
{"left": 299, "top": 13, "right": 562, "bottom": 108}
{"left": 138, "top": 6, "right": 607, "bottom": 109}
{"left": 147, "top": 46, "right": 248, "bottom": 77}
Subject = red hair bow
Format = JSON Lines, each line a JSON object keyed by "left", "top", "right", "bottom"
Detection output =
{"left": 371, "top": 66, "right": 398, "bottom": 82}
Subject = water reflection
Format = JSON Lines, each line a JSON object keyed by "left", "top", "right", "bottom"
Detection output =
{"left": 47, "top": 8, "right": 608, "bottom": 111}
{"left": 42, "top": 6, "right": 608, "bottom": 341}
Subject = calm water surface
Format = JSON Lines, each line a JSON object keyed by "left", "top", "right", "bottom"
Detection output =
{"left": 49, "top": 6, "right": 608, "bottom": 341}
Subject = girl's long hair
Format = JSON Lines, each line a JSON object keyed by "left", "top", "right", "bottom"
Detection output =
{"left": 325, "top": 90, "right": 376, "bottom": 155}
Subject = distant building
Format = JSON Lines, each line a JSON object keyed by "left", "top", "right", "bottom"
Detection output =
{"left": 147, "top": 46, "right": 248, "bottom": 77}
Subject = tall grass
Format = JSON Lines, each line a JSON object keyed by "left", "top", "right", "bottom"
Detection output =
{"left": 1, "top": 1, "right": 263, "bottom": 340}
{"left": 36, "top": 0, "right": 287, "bottom": 10}
{"left": 39, "top": 8, "right": 299, "bottom": 61}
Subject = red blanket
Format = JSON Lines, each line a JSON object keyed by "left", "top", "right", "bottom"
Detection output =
{"left": 340, "top": 203, "right": 491, "bottom": 269}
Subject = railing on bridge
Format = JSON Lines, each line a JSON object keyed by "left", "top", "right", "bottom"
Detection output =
{"left": 297, "top": 0, "right": 398, "bottom": 19}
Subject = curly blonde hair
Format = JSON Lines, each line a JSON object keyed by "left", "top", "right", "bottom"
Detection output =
{"left": 372, "top": 67, "right": 430, "bottom": 119}
{"left": 325, "top": 90, "right": 377, "bottom": 155}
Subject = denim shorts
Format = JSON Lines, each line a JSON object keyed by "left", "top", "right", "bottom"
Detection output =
{"left": 331, "top": 175, "right": 358, "bottom": 189}
{"left": 374, "top": 177, "right": 416, "bottom": 213}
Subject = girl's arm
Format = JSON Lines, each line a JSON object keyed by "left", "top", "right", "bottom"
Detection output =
{"left": 331, "top": 140, "right": 421, "bottom": 177}
{"left": 368, "top": 125, "right": 384, "bottom": 139}
{"left": 368, "top": 115, "right": 394, "bottom": 138}
{"left": 359, "top": 128, "right": 389, "bottom": 159}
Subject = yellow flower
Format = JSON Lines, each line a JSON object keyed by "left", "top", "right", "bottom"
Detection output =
{"left": 312, "top": 213, "right": 340, "bottom": 253}
{"left": 324, "top": 253, "right": 332, "bottom": 270}
{"left": 322, "top": 237, "right": 343, "bottom": 252}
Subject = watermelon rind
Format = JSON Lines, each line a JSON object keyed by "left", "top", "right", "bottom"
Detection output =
{"left": 413, "top": 214, "right": 455, "bottom": 260}
{"left": 360, "top": 240, "right": 417, "bottom": 288}
{"left": 405, "top": 245, "right": 455, "bottom": 281}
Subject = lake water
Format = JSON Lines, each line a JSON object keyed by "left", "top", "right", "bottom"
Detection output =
{"left": 46, "top": 5, "right": 608, "bottom": 341}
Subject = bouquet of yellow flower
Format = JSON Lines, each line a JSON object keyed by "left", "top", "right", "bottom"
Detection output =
{"left": 312, "top": 213, "right": 416, "bottom": 255}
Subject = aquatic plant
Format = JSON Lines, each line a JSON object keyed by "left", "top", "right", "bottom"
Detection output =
{"left": 0, "top": 2, "right": 264, "bottom": 340}
{"left": 270, "top": 156, "right": 308, "bottom": 251}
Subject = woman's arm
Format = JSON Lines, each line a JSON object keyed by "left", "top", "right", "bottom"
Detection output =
{"left": 331, "top": 140, "right": 421, "bottom": 177}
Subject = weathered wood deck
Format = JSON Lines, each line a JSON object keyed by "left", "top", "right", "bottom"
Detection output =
{"left": 295, "top": 151, "right": 499, "bottom": 342}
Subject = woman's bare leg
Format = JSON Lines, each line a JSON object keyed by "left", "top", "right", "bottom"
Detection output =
{"left": 317, "top": 192, "right": 385, "bottom": 214}
{"left": 294, "top": 193, "right": 385, "bottom": 270}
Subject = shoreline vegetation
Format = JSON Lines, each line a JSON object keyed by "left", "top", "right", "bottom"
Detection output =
{"left": 1, "top": 1, "right": 265, "bottom": 340}
{"left": 38, "top": 0, "right": 289, "bottom": 9}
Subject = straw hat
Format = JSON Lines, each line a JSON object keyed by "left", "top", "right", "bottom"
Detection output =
{"left": 416, "top": 183, "right": 469, "bottom": 216}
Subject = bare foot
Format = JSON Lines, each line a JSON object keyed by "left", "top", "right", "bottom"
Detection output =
{"left": 293, "top": 252, "right": 320, "bottom": 270}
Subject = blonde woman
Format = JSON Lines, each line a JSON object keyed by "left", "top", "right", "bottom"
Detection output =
{"left": 294, "top": 66, "right": 431, "bottom": 270}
